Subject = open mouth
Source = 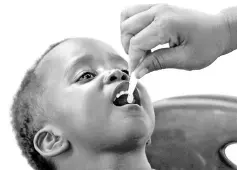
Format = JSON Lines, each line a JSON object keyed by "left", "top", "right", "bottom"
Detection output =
{"left": 112, "top": 81, "right": 141, "bottom": 107}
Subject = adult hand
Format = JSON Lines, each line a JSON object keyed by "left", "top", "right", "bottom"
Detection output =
{"left": 120, "top": 4, "right": 229, "bottom": 78}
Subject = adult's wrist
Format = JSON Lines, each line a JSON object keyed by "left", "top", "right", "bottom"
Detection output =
{"left": 219, "top": 7, "right": 237, "bottom": 56}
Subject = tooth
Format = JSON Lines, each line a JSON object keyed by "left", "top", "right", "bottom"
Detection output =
{"left": 116, "top": 93, "right": 120, "bottom": 98}
{"left": 117, "top": 91, "right": 124, "bottom": 97}
{"left": 118, "top": 91, "right": 124, "bottom": 98}
{"left": 114, "top": 90, "right": 130, "bottom": 101}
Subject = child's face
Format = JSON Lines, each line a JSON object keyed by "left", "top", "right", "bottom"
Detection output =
{"left": 37, "top": 38, "right": 155, "bottom": 150}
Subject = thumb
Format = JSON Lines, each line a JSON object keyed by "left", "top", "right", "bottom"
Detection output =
{"left": 134, "top": 46, "right": 186, "bottom": 78}
{"left": 128, "top": 50, "right": 152, "bottom": 73}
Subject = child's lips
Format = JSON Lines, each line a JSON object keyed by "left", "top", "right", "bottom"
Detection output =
{"left": 112, "top": 81, "right": 129, "bottom": 99}
{"left": 112, "top": 81, "right": 141, "bottom": 106}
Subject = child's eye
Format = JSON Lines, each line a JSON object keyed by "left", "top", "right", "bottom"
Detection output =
{"left": 76, "top": 72, "right": 96, "bottom": 82}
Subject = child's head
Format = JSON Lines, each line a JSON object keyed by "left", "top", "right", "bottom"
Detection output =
{"left": 11, "top": 38, "right": 155, "bottom": 170}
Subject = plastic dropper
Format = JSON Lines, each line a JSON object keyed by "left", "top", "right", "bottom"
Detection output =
{"left": 127, "top": 71, "right": 138, "bottom": 103}
{"left": 127, "top": 50, "right": 151, "bottom": 103}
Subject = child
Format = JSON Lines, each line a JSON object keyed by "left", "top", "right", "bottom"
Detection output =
{"left": 11, "top": 37, "right": 156, "bottom": 170}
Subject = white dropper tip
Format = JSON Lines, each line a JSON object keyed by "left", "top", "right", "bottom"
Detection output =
{"left": 127, "top": 72, "right": 138, "bottom": 103}
{"left": 127, "top": 94, "right": 134, "bottom": 104}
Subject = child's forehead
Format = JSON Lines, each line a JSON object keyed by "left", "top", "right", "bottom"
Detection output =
{"left": 64, "top": 39, "right": 128, "bottom": 67}
{"left": 54, "top": 38, "right": 128, "bottom": 63}
{"left": 36, "top": 38, "right": 128, "bottom": 78}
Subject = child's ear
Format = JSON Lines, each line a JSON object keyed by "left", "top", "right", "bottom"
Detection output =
{"left": 33, "top": 125, "right": 70, "bottom": 157}
{"left": 146, "top": 138, "right": 151, "bottom": 146}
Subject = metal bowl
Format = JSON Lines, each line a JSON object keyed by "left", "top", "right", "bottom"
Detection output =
{"left": 146, "top": 95, "right": 237, "bottom": 170}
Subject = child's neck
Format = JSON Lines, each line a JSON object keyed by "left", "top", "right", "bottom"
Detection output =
{"left": 58, "top": 144, "right": 152, "bottom": 170}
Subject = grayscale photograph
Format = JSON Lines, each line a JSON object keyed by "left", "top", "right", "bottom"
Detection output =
{"left": 1, "top": 0, "right": 237, "bottom": 170}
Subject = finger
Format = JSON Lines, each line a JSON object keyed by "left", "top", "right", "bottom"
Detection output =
{"left": 121, "top": 33, "right": 132, "bottom": 54}
{"left": 120, "top": 4, "right": 153, "bottom": 23}
{"left": 128, "top": 50, "right": 151, "bottom": 74}
{"left": 134, "top": 46, "right": 187, "bottom": 78}
{"left": 128, "top": 21, "right": 169, "bottom": 72}
{"left": 121, "top": 8, "right": 154, "bottom": 35}
{"left": 131, "top": 20, "right": 170, "bottom": 50}
{"left": 129, "top": 49, "right": 145, "bottom": 74}
{"left": 121, "top": 9, "right": 154, "bottom": 53}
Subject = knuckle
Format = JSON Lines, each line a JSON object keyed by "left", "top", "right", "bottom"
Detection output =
{"left": 129, "top": 36, "right": 141, "bottom": 50}
{"left": 152, "top": 18, "right": 171, "bottom": 41}
{"left": 153, "top": 15, "right": 173, "bottom": 34}
{"left": 121, "top": 34, "right": 133, "bottom": 53}
{"left": 154, "top": 3, "right": 172, "bottom": 14}
{"left": 120, "top": 34, "right": 125, "bottom": 46}
{"left": 161, "top": 3, "right": 172, "bottom": 11}
{"left": 120, "top": 9, "right": 128, "bottom": 21}
{"left": 160, "top": 3, "right": 173, "bottom": 13}
{"left": 153, "top": 4, "right": 175, "bottom": 24}
{"left": 122, "top": 33, "right": 132, "bottom": 45}
{"left": 129, "top": 37, "right": 137, "bottom": 46}
{"left": 158, "top": 16, "right": 173, "bottom": 29}
{"left": 120, "top": 23, "right": 126, "bottom": 33}
{"left": 121, "top": 38, "right": 128, "bottom": 52}
{"left": 151, "top": 54, "right": 163, "bottom": 70}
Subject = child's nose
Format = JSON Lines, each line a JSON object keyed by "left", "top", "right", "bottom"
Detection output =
{"left": 104, "top": 69, "right": 129, "bottom": 84}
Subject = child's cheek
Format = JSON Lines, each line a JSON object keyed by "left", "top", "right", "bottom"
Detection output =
{"left": 137, "top": 83, "right": 155, "bottom": 125}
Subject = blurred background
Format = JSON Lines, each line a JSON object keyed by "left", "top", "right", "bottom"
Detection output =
{"left": 1, "top": 0, "right": 237, "bottom": 169}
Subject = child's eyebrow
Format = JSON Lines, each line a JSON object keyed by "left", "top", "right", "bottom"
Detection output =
{"left": 65, "top": 54, "right": 94, "bottom": 78}
{"left": 108, "top": 53, "right": 128, "bottom": 66}
{"left": 109, "top": 53, "right": 127, "bottom": 62}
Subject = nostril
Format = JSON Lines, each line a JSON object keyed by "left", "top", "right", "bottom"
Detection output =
{"left": 121, "top": 75, "right": 127, "bottom": 80}
{"left": 110, "top": 75, "right": 117, "bottom": 82}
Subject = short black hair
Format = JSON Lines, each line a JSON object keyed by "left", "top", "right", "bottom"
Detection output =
{"left": 11, "top": 38, "right": 69, "bottom": 170}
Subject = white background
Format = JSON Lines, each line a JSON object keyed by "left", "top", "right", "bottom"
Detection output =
{"left": 1, "top": 0, "right": 237, "bottom": 169}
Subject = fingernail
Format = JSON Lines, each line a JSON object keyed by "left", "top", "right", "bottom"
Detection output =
{"left": 137, "top": 68, "right": 148, "bottom": 78}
